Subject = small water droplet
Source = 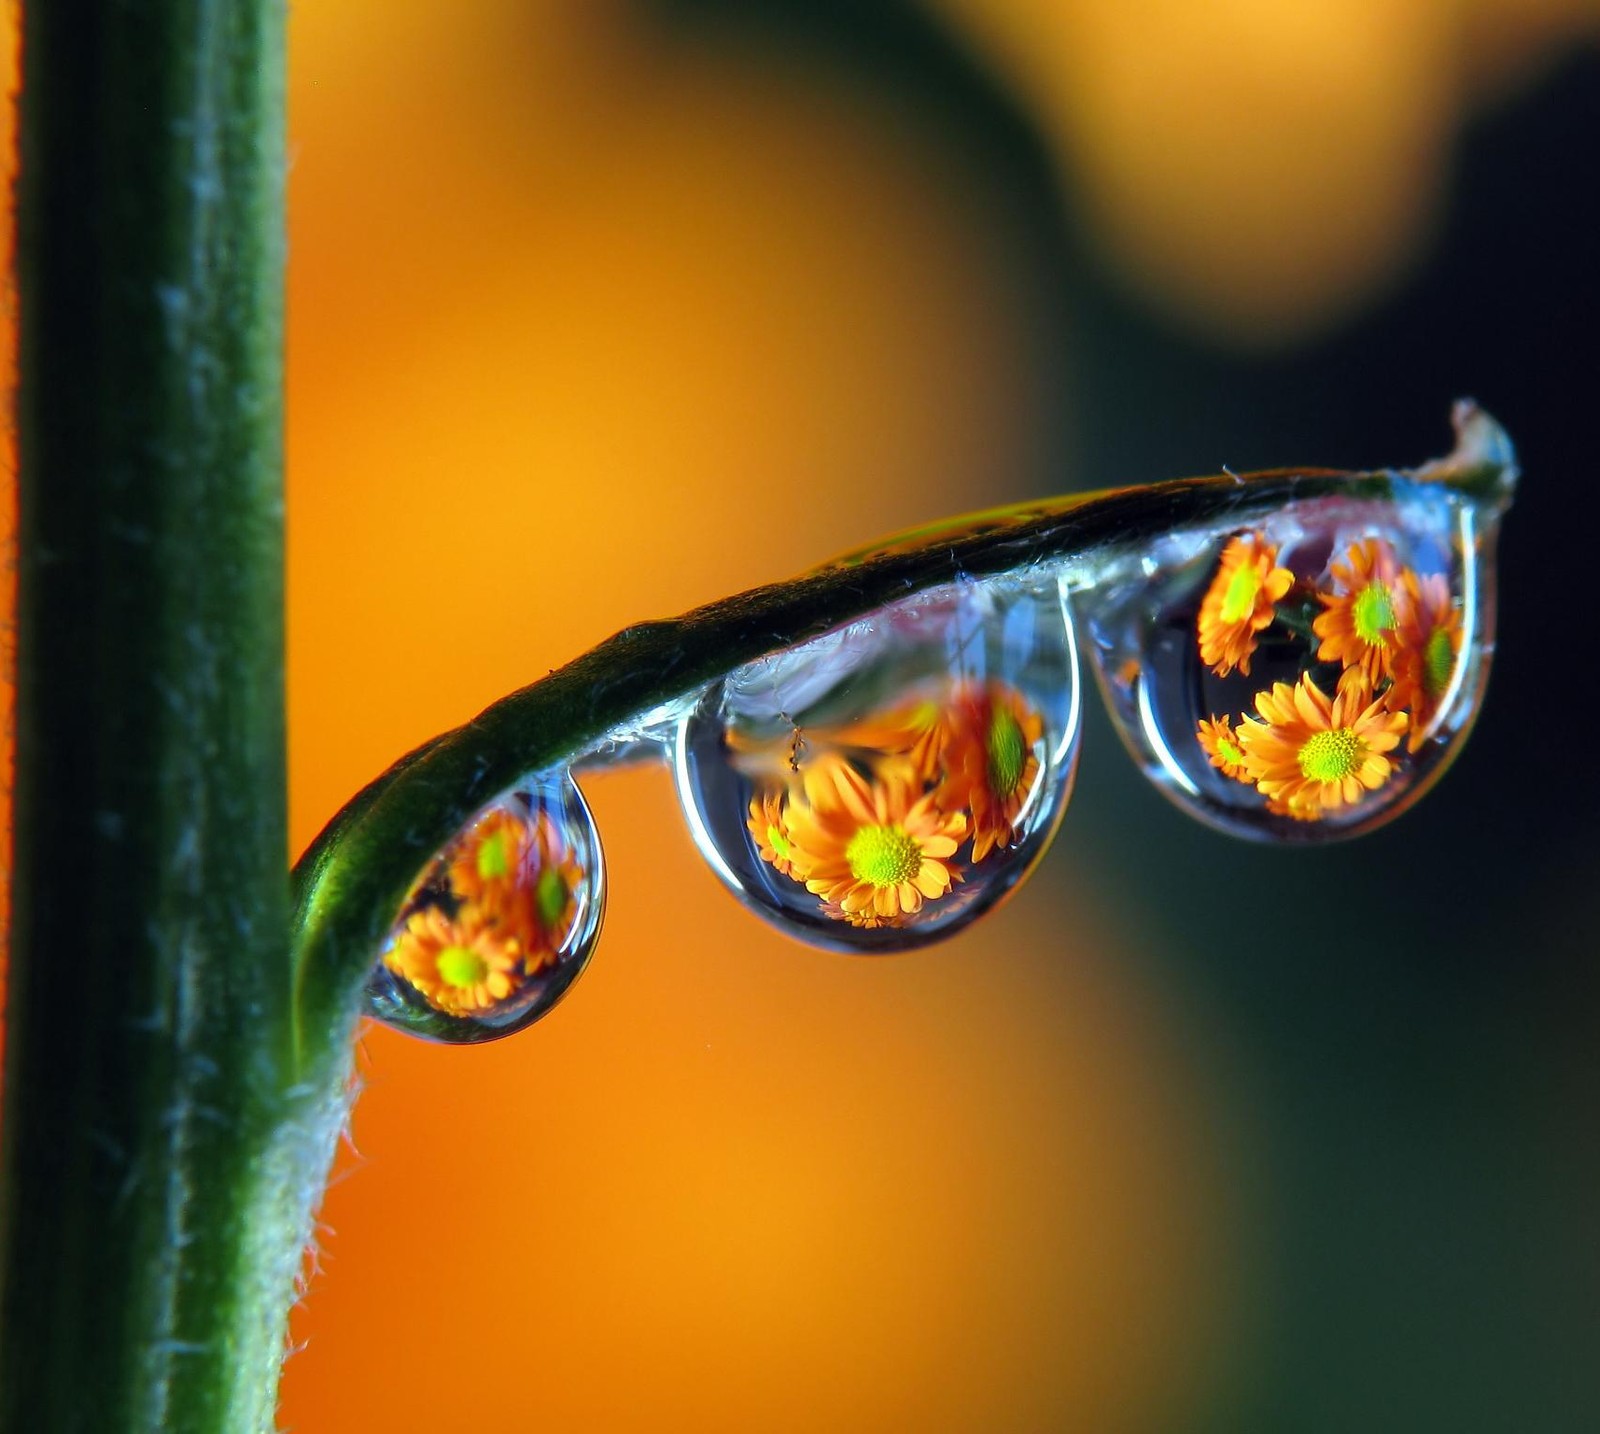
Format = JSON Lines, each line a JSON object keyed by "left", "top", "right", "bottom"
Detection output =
{"left": 675, "top": 576, "right": 1082, "bottom": 951}
{"left": 365, "top": 773, "right": 605, "bottom": 1041}
{"left": 1085, "top": 482, "right": 1497, "bottom": 840}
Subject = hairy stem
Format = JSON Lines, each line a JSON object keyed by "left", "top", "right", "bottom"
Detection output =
{"left": 1, "top": 4, "right": 350, "bottom": 1431}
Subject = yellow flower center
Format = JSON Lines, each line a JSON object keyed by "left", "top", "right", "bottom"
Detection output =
{"left": 986, "top": 711, "right": 1027, "bottom": 797}
{"left": 1219, "top": 562, "right": 1263, "bottom": 623}
{"left": 846, "top": 823, "right": 923, "bottom": 887}
{"left": 476, "top": 831, "right": 511, "bottom": 881}
{"left": 766, "top": 824, "right": 792, "bottom": 859}
{"left": 1217, "top": 738, "right": 1245, "bottom": 767}
{"left": 1423, "top": 626, "right": 1454, "bottom": 697}
{"left": 1352, "top": 582, "right": 1395, "bottom": 645}
{"left": 536, "top": 867, "right": 569, "bottom": 930}
{"left": 436, "top": 944, "right": 489, "bottom": 990}
{"left": 1297, "top": 727, "right": 1367, "bottom": 783}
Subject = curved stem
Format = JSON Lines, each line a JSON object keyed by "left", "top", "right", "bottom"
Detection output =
{"left": 291, "top": 402, "right": 1515, "bottom": 1049}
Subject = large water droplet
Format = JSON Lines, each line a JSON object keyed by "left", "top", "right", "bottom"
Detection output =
{"left": 365, "top": 774, "right": 605, "bottom": 1041}
{"left": 1084, "top": 482, "right": 1496, "bottom": 840}
{"left": 675, "top": 575, "right": 1082, "bottom": 951}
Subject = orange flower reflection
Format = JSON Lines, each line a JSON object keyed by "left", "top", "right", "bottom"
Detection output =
{"left": 1265, "top": 793, "right": 1323, "bottom": 823}
{"left": 524, "top": 816, "right": 583, "bottom": 968}
{"left": 404, "top": 803, "right": 587, "bottom": 990}
{"left": 786, "top": 762, "right": 966, "bottom": 928}
{"left": 1313, "top": 537, "right": 1402, "bottom": 689}
{"left": 938, "top": 683, "right": 1043, "bottom": 860}
{"left": 384, "top": 905, "right": 522, "bottom": 1016}
{"left": 449, "top": 805, "right": 531, "bottom": 914}
{"left": 1195, "top": 715, "right": 1250, "bottom": 782}
{"left": 830, "top": 690, "right": 949, "bottom": 785}
{"left": 746, "top": 788, "right": 801, "bottom": 879}
{"left": 1196, "top": 533, "right": 1293, "bottom": 677}
{"left": 1237, "top": 672, "right": 1407, "bottom": 814}
{"left": 1386, "top": 568, "right": 1462, "bottom": 750}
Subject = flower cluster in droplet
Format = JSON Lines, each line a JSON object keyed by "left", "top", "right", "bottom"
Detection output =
{"left": 1194, "top": 532, "right": 1463, "bottom": 821}
{"left": 740, "top": 680, "right": 1044, "bottom": 928}
{"left": 381, "top": 801, "right": 582, "bottom": 1015}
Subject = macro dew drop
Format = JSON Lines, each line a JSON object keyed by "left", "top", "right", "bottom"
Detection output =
{"left": 674, "top": 574, "right": 1082, "bottom": 952}
{"left": 1084, "top": 481, "right": 1498, "bottom": 840}
{"left": 364, "top": 773, "right": 605, "bottom": 1042}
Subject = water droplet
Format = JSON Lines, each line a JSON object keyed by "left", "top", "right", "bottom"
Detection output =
{"left": 674, "top": 575, "right": 1082, "bottom": 951}
{"left": 365, "top": 774, "right": 605, "bottom": 1041}
{"left": 1084, "top": 482, "right": 1496, "bottom": 840}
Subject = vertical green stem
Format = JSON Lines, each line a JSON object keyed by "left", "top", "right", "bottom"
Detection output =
{"left": 2, "top": 3, "right": 350, "bottom": 1430}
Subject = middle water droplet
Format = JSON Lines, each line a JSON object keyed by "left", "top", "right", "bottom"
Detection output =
{"left": 675, "top": 575, "right": 1081, "bottom": 952}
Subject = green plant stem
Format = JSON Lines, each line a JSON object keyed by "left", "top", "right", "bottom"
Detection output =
{"left": 1, "top": 4, "right": 350, "bottom": 1431}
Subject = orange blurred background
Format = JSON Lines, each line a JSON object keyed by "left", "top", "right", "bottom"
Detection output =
{"left": 281, "top": 8, "right": 1234, "bottom": 1425}
{"left": 6, "top": 1, "right": 1600, "bottom": 1429}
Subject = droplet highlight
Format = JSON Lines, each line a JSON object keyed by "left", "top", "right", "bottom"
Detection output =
{"left": 365, "top": 774, "right": 605, "bottom": 1041}
{"left": 675, "top": 576, "right": 1082, "bottom": 951}
{"left": 1085, "top": 482, "right": 1496, "bottom": 839}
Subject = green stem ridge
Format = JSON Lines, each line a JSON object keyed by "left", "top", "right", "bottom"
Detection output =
{"left": 291, "top": 403, "right": 1515, "bottom": 1050}
{"left": 1, "top": 4, "right": 350, "bottom": 1432}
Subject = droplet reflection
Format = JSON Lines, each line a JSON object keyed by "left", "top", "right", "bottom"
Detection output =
{"left": 365, "top": 774, "right": 605, "bottom": 1042}
{"left": 1085, "top": 482, "right": 1496, "bottom": 839}
{"left": 675, "top": 576, "right": 1082, "bottom": 951}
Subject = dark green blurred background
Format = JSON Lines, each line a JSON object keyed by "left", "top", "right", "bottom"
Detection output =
{"left": 657, "top": 13, "right": 1599, "bottom": 1425}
